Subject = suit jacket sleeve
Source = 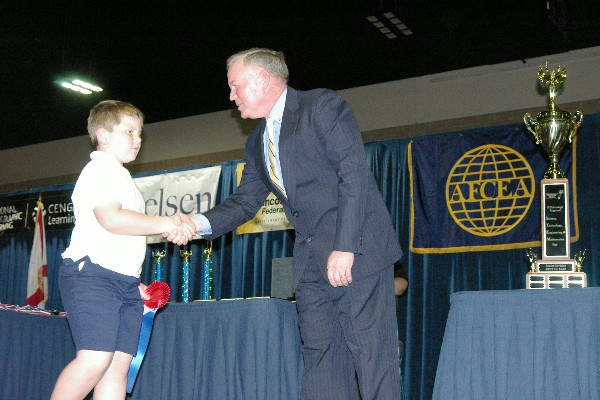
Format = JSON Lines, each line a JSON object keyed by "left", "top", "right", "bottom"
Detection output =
{"left": 202, "top": 128, "right": 271, "bottom": 240}
{"left": 312, "top": 91, "right": 369, "bottom": 254}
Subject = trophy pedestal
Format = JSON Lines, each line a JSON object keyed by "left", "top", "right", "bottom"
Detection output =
{"left": 540, "top": 179, "right": 570, "bottom": 258}
{"left": 526, "top": 271, "right": 587, "bottom": 289}
{"left": 526, "top": 259, "right": 587, "bottom": 289}
{"left": 525, "top": 178, "right": 587, "bottom": 289}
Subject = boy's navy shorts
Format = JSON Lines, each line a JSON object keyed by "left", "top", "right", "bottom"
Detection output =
{"left": 59, "top": 257, "right": 143, "bottom": 356}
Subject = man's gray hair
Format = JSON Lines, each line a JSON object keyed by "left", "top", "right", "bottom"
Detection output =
{"left": 227, "top": 48, "right": 289, "bottom": 82}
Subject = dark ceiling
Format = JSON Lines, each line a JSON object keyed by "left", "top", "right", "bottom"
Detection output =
{"left": 2, "top": 0, "right": 599, "bottom": 151}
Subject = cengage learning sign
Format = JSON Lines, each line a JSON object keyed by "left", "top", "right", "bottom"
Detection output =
{"left": 0, "top": 190, "right": 75, "bottom": 235}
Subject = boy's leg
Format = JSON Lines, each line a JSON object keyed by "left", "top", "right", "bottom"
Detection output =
{"left": 92, "top": 351, "right": 134, "bottom": 400}
{"left": 92, "top": 267, "right": 142, "bottom": 399}
{"left": 50, "top": 350, "right": 113, "bottom": 400}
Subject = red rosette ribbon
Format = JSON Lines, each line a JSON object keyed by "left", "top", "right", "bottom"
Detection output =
{"left": 144, "top": 281, "right": 171, "bottom": 310}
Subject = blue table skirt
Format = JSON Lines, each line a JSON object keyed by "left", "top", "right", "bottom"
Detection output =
{"left": 0, "top": 311, "right": 76, "bottom": 400}
{"left": 0, "top": 298, "right": 303, "bottom": 400}
{"left": 130, "top": 298, "right": 303, "bottom": 400}
{"left": 433, "top": 287, "right": 600, "bottom": 400}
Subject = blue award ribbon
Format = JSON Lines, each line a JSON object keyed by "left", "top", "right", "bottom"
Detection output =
{"left": 126, "top": 308, "right": 156, "bottom": 393}
{"left": 126, "top": 281, "right": 170, "bottom": 393}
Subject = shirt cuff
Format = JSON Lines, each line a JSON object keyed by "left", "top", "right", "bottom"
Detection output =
{"left": 195, "top": 213, "right": 212, "bottom": 236}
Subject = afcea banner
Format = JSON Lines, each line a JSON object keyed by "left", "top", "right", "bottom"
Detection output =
{"left": 408, "top": 124, "right": 578, "bottom": 254}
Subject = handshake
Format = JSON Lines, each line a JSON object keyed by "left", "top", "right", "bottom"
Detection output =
{"left": 161, "top": 213, "right": 204, "bottom": 246}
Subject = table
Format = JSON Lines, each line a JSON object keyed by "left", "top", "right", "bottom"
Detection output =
{"left": 0, "top": 298, "right": 303, "bottom": 400}
{"left": 130, "top": 298, "right": 303, "bottom": 399}
{"left": 0, "top": 310, "right": 75, "bottom": 400}
{"left": 432, "top": 288, "right": 600, "bottom": 400}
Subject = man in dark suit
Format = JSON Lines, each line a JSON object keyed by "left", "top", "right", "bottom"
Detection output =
{"left": 182, "top": 48, "right": 403, "bottom": 399}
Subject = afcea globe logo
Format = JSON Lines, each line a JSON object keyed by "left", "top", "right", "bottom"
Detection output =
{"left": 445, "top": 144, "right": 535, "bottom": 237}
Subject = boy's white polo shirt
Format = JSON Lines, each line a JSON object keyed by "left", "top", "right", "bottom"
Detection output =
{"left": 63, "top": 151, "right": 146, "bottom": 278}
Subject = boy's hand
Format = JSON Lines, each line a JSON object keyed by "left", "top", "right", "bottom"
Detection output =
{"left": 174, "top": 213, "right": 197, "bottom": 238}
{"left": 138, "top": 283, "right": 150, "bottom": 300}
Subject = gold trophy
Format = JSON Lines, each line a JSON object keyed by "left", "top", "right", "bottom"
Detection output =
{"left": 523, "top": 62, "right": 586, "bottom": 289}
{"left": 152, "top": 249, "right": 167, "bottom": 282}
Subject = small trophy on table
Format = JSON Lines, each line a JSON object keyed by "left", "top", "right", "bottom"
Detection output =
{"left": 523, "top": 62, "right": 586, "bottom": 289}
{"left": 152, "top": 249, "right": 166, "bottom": 282}
{"left": 200, "top": 242, "right": 213, "bottom": 300}
{"left": 180, "top": 249, "right": 192, "bottom": 302}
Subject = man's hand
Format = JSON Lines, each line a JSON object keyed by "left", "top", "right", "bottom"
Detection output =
{"left": 175, "top": 213, "right": 197, "bottom": 237}
{"left": 326, "top": 251, "right": 354, "bottom": 287}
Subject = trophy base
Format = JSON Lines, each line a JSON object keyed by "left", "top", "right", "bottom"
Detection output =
{"left": 526, "top": 271, "right": 587, "bottom": 289}
{"left": 535, "top": 259, "right": 576, "bottom": 273}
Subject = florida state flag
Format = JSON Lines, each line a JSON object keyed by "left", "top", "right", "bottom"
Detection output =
{"left": 26, "top": 198, "right": 48, "bottom": 308}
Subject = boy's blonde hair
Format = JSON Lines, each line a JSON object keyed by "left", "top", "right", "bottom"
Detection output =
{"left": 87, "top": 100, "right": 144, "bottom": 145}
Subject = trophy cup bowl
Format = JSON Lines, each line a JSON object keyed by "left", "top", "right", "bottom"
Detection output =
{"left": 524, "top": 108, "right": 583, "bottom": 179}
{"left": 523, "top": 62, "right": 583, "bottom": 180}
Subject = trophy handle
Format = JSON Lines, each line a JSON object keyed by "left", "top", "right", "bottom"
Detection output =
{"left": 573, "top": 111, "right": 583, "bottom": 126}
{"left": 523, "top": 113, "right": 540, "bottom": 144}
{"left": 567, "top": 111, "right": 583, "bottom": 144}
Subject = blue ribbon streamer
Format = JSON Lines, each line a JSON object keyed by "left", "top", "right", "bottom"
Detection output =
{"left": 126, "top": 308, "right": 157, "bottom": 393}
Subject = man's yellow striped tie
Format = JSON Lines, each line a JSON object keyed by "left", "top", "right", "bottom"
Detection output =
{"left": 266, "top": 117, "right": 287, "bottom": 197}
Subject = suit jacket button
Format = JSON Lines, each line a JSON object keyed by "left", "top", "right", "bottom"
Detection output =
{"left": 293, "top": 211, "right": 299, "bottom": 217}
{"left": 306, "top": 237, "right": 312, "bottom": 243}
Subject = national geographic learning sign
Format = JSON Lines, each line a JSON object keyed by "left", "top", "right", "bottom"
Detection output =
{"left": 0, "top": 190, "right": 75, "bottom": 235}
{"left": 408, "top": 125, "right": 578, "bottom": 254}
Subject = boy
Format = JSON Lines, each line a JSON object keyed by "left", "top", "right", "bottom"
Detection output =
{"left": 51, "top": 100, "right": 194, "bottom": 400}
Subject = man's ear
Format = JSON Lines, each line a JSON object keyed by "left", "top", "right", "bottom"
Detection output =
{"left": 259, "top": 69, "right": 271, "bottom": 89}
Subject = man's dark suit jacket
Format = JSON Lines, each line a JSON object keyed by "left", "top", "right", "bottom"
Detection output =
{"left": 204, "top": 87, "right": 402, "bottom": 289}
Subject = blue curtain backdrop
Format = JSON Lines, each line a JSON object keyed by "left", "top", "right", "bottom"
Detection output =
{"left": 1, "top": 114, "right": 599, "bottom": 399}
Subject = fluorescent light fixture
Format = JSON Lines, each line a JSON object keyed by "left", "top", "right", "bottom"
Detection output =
{"left": 72, "top": 79, "right": 103, "bottom": 92}
{"left": 58, "top": 78, "right": 103, "bottom": 95}
{"left": 61, "top": 82, "right": 92, "bottom": 94}
{"left": 367, "top": 11, "right": 412, "bottom": 40}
